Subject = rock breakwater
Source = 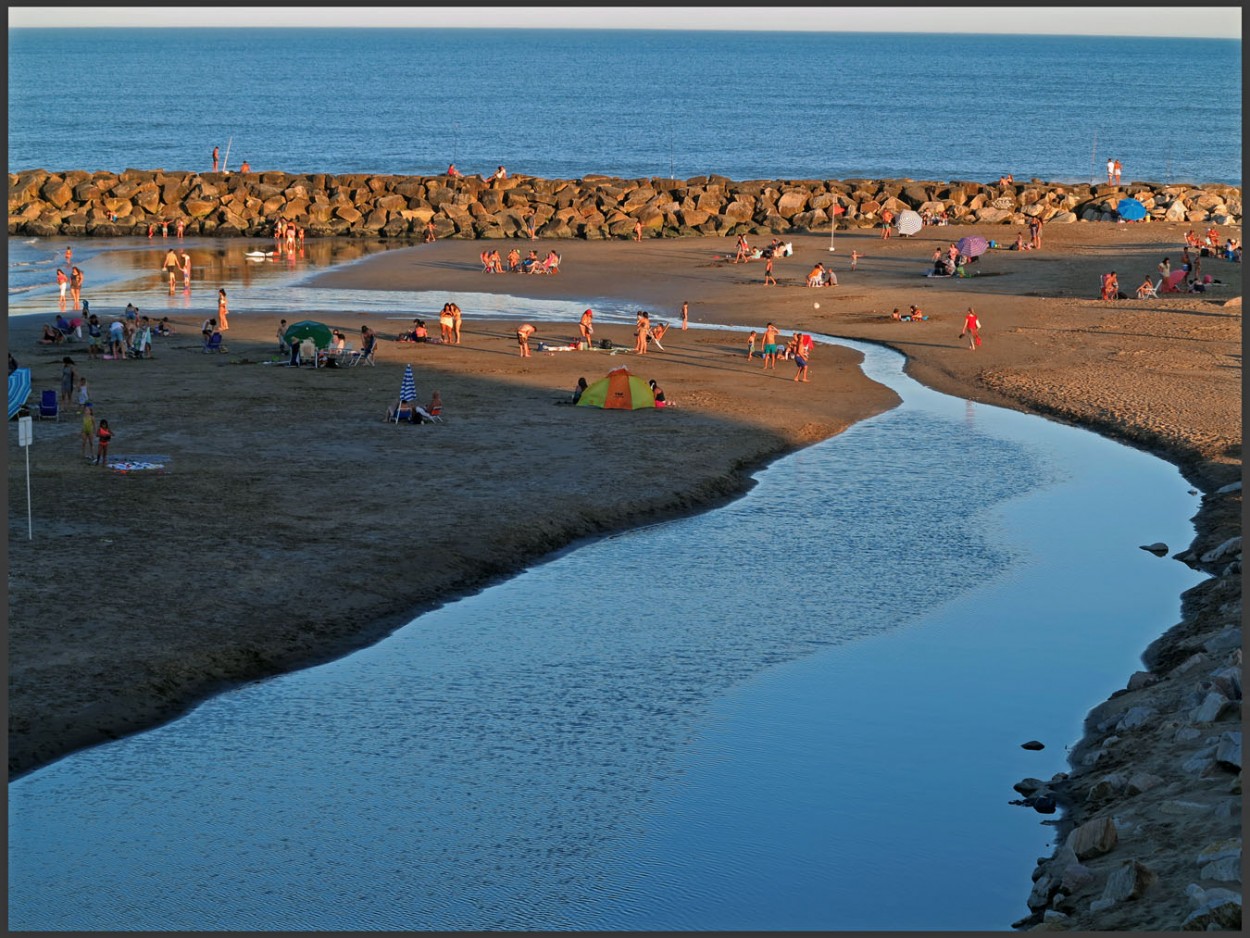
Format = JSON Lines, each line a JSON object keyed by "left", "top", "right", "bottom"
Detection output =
{"left": 8, "top": 170, "right": 1242, "bottom": 240}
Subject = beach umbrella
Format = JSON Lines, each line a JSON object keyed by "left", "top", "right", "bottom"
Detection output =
{"left": 896, "top": 210, "right": 923, "bottom": 236}
{"left": 1116, "top": 198, "right": 1147, "bottom": 221}
{"left": 399, "top": 364, "right": 417, "bottom": 403}
{"left": 283, "top": 320, "right": 333, "bottom": 349}
{"left": 1164, "top": 269, "right": 1189, "bottom": 290}
{"left": 956, "top": 235, "right": 989, "bottom": 258}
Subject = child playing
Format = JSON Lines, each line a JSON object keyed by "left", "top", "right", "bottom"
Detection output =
{"left": 76, "top": 375, "right": 90, "bottom": 409}
{"left": 80, "top": 404, "right": 95, "bottom": 459}
{"left": 850, "top": 250, "right": 860, "bottom": 271}
{"left": 94, "top": 418, "right": 112, "bottom": 466}
{"left": 746, "top": 330, "right": 758, "bottom": 359}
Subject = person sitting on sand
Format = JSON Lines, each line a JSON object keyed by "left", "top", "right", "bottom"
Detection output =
{"left": 570, "top": 377, "right": 589, "bottom": 405}
{"left": 647, "top": 321, "right": 669, "bottom": 350}
{"left": 822, "top": 267, "right": 838, "bottom": 287}
{"left": 806, "top": 263, "right": 825, "bottom": 287}
{"left": 1100, "top": 271, "right": 1119, "bottom": 300}
{"left": 648, "top": 379, "right": 667, "bottom": 406}
{"left": 39, "top": 323, "right": 66, "bottom": 345}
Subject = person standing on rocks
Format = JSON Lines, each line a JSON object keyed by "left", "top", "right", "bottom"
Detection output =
{"left": 1113, "top": 159, "right": 1122, "bottom": 186}
{"left": 212, "top": 146, "right": 219, "bottom": 172}
{"left": 1106, "top": 157, "right": 1115, "bottom": 185}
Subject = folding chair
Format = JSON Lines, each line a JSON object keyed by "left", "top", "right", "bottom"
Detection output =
{"left": 350, "top": 339, "right": 377, "bottom": 366}
{"left": 1137, "top": 280, "right": 1160, "bottom": 299}
{"left": 37, "top": 389, "right": 59, "bottom": 420}
{"left": 391, "top": 401, "right": 415, "bottom": 423}
{"left": 202, "top": 332, "right": 224, "bottom": 353}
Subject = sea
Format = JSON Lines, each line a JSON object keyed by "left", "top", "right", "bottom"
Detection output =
{"left": 7, "top": 28, "right": 1243, "bottom": 185}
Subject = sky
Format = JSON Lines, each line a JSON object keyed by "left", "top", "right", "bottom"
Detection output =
{"left": 6, "top": 5, "right": 1244, "bottom": 38}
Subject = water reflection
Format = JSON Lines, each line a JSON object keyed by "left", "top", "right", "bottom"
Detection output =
{"left": 7, "top": 335, "right": 1202, "bottom": 931}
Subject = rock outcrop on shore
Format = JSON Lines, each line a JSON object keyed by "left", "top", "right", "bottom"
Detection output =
{"left": 7, "top": 169, "right": 1242, "bottom": 239}
{"left": 1012, "top": 481, "right": 1243, "bottom": 932}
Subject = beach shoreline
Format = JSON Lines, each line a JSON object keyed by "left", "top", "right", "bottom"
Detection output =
{"left": 7, "top": 223, "right": 1241, "bottom": 929}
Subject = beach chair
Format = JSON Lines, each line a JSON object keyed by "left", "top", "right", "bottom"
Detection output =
{"left": 350, "top": 337, "right": 377, "bottom": 366}
{"left": 424, "top": 403, "right": 444, "bottom": 424}
{"left": 202, "top": 332, "right": 224, "bottom": 353}
{"left": 390, "top": 400, "right": 415, "bottom": 423}
{"left": 37, "top": 389, "right": 59, "bottom": 421}
{"left": 542, "top": 253, "right": 561, "bottom": 275}
{"left": 1137, "top": 280, "right": 1160, "bottom": 300}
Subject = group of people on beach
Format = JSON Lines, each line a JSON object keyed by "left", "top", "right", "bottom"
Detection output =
{"left": 162, "top": 246, "right": 194, "bottom": 292}
{"left": 747, "top": 323, "right": 814, "bottom": 380}
{"left": 480, "top": 247, "right": 560, "bottom": 274}
{"left": 147, "top": 218, "right": 186, "bottom": 239}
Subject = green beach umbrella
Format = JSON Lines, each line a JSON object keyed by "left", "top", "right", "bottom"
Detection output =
{"left": 283, "top": 320, "right": 333, "bottom": 349}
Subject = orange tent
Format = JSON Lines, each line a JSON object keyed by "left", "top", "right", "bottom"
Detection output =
{"left": 576, "top": 367, "right": 656, "bottom": 410}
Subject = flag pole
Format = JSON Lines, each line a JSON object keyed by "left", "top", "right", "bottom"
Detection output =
{"left": 222, "top": 136, "right": 233, "bottom": 174}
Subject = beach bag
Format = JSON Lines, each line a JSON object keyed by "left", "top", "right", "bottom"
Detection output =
{"left": 599, "top": 338, "right": 613, "bottom": 350}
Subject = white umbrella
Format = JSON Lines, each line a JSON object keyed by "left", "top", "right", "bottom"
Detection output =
{"left": 896, "top": 210, "right": 923, "bottom": 236}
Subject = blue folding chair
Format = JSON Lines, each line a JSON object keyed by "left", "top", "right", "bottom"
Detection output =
{"left": 37, "top": 389, "right": 59, "bottom": 421}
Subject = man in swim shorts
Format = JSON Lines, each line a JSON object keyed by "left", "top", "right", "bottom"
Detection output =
{"left": 517, "top": 323, "right": 535, "bottom": 357}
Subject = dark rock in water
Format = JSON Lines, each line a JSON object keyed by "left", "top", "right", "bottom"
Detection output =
{"left": 1022, "top": 740, "right": 1046, "bottom": 751}
{"left": 1009, "top": 794, "right": 1059, "bottom": 814}
{"left": 1013, "top": 777, "right": 1046, "bottom": 795}
{"left": 1140, "top": 542, "right": 1169, "bottom": 555}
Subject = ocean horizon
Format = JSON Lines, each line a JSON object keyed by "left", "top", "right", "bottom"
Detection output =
{"left": 8, "top": 28, "right": 1242, "bottom": 185}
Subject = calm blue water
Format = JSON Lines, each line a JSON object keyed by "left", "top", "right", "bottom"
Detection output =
{"left": 8, "top": 332, "right": 1203, "bottom": 931}
{"left": 8, "top": 28, "right": 1242, "bottom": 184}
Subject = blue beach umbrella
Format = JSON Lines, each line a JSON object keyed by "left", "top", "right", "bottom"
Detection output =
{"left": 399, "top": 364, "right": 417, "bottom": 402}
{"left": 1116, "top": 198, "right": 1147, "bottom": 221}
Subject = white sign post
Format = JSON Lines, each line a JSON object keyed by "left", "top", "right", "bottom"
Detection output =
{"left": 18, "top": 415, "right": 33, "bottom": 539}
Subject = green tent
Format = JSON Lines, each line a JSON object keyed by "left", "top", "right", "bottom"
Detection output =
{"left": 576, "top": 367, "right": 656, "bottom": 410}
{"left": 283, "top": 320, "right": 333, "bottom": 349}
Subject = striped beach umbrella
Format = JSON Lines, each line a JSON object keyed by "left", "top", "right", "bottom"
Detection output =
{"left": 956, "top": 235, "right": 989, "bottom": 258}
{"left": 896, "top": 210, "right": 923, "bottom": 236}
{"left": 399, "top": 364, "right": 417, "bottom": 402}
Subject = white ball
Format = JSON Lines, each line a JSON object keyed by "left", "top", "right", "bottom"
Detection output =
{"left": 814, "top": 302, "right": 821, "bottom": 309}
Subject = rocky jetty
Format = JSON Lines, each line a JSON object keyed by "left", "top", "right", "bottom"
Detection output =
{"left": 1013, "top": 481, "right": 1243, "bottom": 932}
{"left": 7, "top": 169, "right": 1242, "bottom": 239}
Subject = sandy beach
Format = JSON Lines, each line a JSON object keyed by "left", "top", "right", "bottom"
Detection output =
{"left": 7, "top": 220, "right": 1242, "bottom": 928}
